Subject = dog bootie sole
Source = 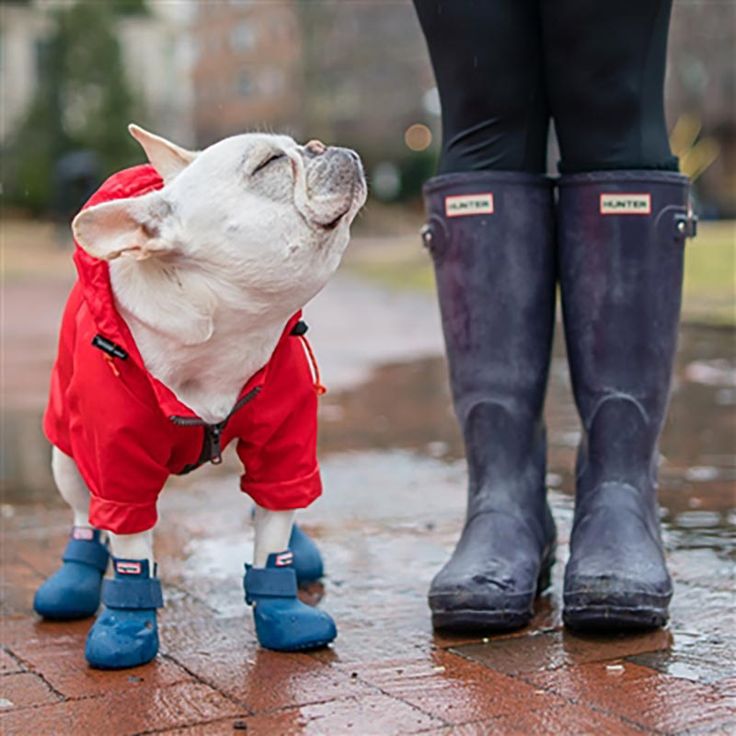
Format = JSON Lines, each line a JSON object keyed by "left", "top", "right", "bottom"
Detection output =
{"left": 85, "top": 558, "right": 163, "bottom": 670}
{"left": 33, "top": 528, "right": 109, "bottom": 620}
{"left": 289, "top": 524, "right": 324, "bottom": 584}
{"left": 245, "top": 552, "right": 336, "bottom": 652}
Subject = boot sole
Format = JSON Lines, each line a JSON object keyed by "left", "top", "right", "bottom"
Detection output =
{"left": 430, "top": 557, "right": 555, "bottom": 633}
{"left": 563, "top": 602, "right": 668, "bottom": 631}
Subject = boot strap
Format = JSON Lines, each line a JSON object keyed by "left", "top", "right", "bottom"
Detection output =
{"left": 62, "top": 538, "right": 109, "bottom": 573}
{"left": 102, "top": 578, "right": 164, "bottom": 609}
{"left": 243, "top": 565, "right": 297, "bottom": 605}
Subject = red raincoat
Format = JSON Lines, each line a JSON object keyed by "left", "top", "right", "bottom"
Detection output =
{"left": 44, "top": 165, "right": 323, "bottom": 534}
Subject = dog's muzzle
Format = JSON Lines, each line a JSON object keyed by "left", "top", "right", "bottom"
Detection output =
{"left": 304, "top": 147, "right": 366, "bottom": 228}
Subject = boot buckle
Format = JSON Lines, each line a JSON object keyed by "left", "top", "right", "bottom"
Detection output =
{"left": 674, "top": 211, "right": 698, "bottom": 239}
{"left": 420, "top": 223, "right": 433, "bottom": 248}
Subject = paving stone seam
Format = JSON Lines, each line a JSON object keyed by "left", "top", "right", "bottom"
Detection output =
{"left": 268, "top": 691, "right": 452, "bottom": 731}
{"left": 2, "top": 647, "right": 66, "bottom": 703}
{"left": 159, "top": 652, "right": 253, "bottom": 716}
{"left": 513, "top": 664, "right": 729, "bottom": 736}
{"left": 339, "top": 672, "right": 453, "bottom": 729}
{"left": 132, "top": 714, "right": 251, "bottom": 736}
{"left": 0, "top": 647, "right": 27, "bottom": 675}
{"left": 0, "top": 681, "right": 246, "bottom": 731}
{"left": 408, "top": 702, "right": 657, "bottom": 735}
{"left": 0, "top": 670, "right": 65, "bottom": 713}
{"left": 242, "top": 679, "right": 391, "bottom": 716}
{"left": 443, "top": 648, "right": 670, "bottom": 734}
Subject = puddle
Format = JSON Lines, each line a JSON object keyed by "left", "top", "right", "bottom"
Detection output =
{"left": 317, "top": 324, "right": 735, "bottom": 557}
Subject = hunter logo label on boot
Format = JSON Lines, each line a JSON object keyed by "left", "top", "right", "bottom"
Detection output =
{"left": 600, "top": 193, "right": 652, "bottom": 215}
{"left": 445, "top": 193, "right": 494, "bottom": 217}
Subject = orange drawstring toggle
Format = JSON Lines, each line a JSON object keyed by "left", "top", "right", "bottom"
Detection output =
{"left": 299, "top": 335, "right": 327, "bottom": 395}
{"left": 104, "top": 354, "right": 121, "bottom": 378}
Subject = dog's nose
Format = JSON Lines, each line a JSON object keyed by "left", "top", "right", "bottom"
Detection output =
{"left": 305, "top": 139, "right": 327, "bottom": 156}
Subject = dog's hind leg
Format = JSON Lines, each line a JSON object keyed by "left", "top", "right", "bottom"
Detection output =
{"left": 52, "top": 446, "right": 97, "bottom": 531}
{"left": 33, "top": 447, "right": 110, "bottom": 620}
{"left": 245, "top": 505, "right": 336, "bottom": 651}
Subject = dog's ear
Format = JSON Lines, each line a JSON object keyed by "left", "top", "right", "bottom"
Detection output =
{"left": 128, "top": 124, "right": 197, "bottom": 183}
{"left": 72, "top": 193, "right": 174, "bottom": 262}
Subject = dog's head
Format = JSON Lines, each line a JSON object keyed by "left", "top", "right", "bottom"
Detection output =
{"left": 72, "top": 125, "right": 367, "bottom": 327}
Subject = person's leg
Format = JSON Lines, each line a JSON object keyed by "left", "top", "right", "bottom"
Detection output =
{"left": 543, "top": 0, "right": 696, "bottom": 628}
{"left": 414, "top": 0, "right": 557, "bottom": 630}
{"left": 543, "top": 0, "right": 677, "bottom": 173}
{"left": 413, "top": 0, "right": 548, "bottom": 174}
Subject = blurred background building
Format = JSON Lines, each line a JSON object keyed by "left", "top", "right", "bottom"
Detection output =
{"left": 1, "top": 0, "right": 734, "bottom": 214}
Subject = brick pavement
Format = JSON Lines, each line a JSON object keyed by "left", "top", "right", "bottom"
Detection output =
{"left": 2, "top": 224, "right": 734, "bottom": 734}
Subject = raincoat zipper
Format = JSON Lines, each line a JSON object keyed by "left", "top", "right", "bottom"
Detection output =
{"left": 169, "top": 386, "right": 262, "bottom": 472}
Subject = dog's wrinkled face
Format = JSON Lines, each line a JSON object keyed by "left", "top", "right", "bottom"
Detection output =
{"left": 73, "top": 126, "right": 367, "bottom": 315}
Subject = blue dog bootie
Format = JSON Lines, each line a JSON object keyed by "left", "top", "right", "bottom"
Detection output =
{"left": 244, "top": 551, "right": 336, "bottom": 651}
{"left": 34, "top": 527, "right": 109, "bottom": 620}
{"left": 85, "top": 558, "right": 163, "bottom": 670}
{"left": 289, "top": 524, "right": 324, "bottom": 584}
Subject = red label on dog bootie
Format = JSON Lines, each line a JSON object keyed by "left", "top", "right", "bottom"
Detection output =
{"left": 115, "top": 561, "right": 142, "bottom": 575}
{"left": 274, "top": 552, "right": 294, "bottom": 567}
{"left": 73, "top": 527, "right": 94, "bottom": 541}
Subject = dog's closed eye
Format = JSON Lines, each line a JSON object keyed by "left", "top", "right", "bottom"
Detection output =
{"left": 252, "top": 152, "right": 286, "bottom": 175}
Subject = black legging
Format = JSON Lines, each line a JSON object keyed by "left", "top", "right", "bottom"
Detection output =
{"left": 413, "top": 0, "right": 678, "bottom": 175}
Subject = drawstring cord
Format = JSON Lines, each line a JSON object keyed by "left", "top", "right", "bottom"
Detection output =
{"left": 103, "top": 354, "right": 121, "bottom": 378}
{"left": 298, "top": 335, "right": 327, "bottom": 395}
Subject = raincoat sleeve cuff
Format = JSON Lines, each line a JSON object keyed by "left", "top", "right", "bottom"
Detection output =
{"left": 240, "top": 466, "right": 322, "bottom": 510}
{"left": 89, "top": 497, "right": 158, "bottom": 535}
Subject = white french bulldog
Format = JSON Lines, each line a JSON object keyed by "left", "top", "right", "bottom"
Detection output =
{"left": 36, "top": 125, "right": 367, "bottom": 665}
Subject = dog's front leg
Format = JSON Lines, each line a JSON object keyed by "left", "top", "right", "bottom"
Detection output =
{"left": 108, "top": 529, "right": 154, "bottom": 568}
{"left": 253, "top": 506, "right": 295, "bottom": 566}
{"left": 85, "top": 526, "right": 162, "bottom": 669}
{"left": 244, "top": 505, "right": 336, "bottom": 651}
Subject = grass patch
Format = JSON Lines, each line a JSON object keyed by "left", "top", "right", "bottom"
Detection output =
{"left": 682, "top": 220, "right": 735, "bottom": 326}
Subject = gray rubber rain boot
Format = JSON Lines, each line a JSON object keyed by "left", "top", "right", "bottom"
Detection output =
{"left": 557, "top": 171, "right": 696, "bottom": 630}
{"left": 422, "top": 172, "right": 557, "bottom": 631}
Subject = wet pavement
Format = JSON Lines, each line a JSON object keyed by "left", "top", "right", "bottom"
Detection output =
{"left": 2, "top": 242, "right": 735, "bottom": 733}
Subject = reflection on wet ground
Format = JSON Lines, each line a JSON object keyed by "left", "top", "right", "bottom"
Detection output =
{"left": 2, "top": 320, "right": 734, "bottom": 732}
{"left": 319, "top": 325, "right": 735, "bottom": 548}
